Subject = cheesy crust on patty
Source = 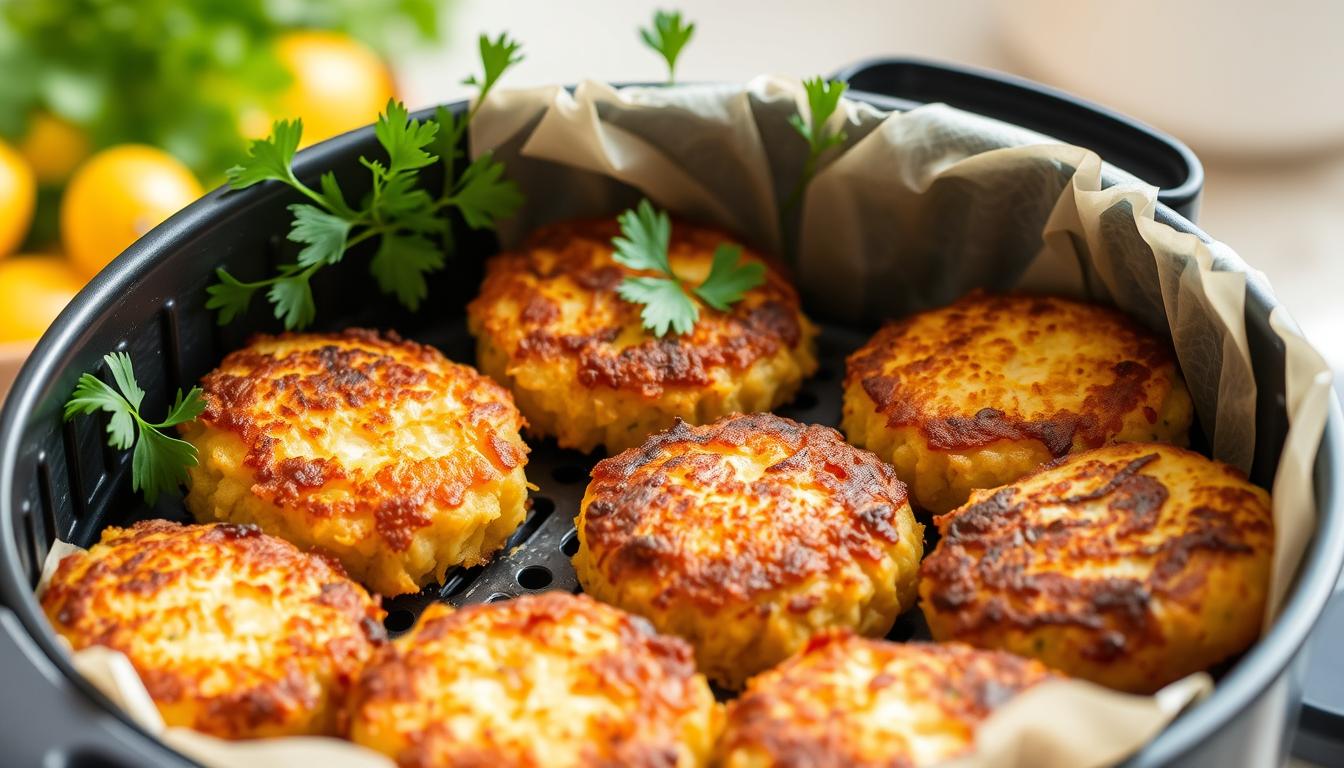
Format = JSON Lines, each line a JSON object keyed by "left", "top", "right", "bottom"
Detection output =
{"left": 467, "top": 218, "right": 818, "bottom": 454}
{"left": 40, "top": 520, "right": 385, "bottom": 739}
{"left": 181, "top": 328, "right": 529, "bottom": 596}
{"left": 347, "top": 592, "right": 720, "bottom": 768}
{"left": 716, "top": 632, "right": 1054, "bottom": 767}
{"left": 919, "top": 442, "right": 1273, "bottom": 693}
{"left": 843, "top": 292, "right": 1193, "bottom": 512}
{"left": 573, "top": 413, "right": 923, "bottom": 689}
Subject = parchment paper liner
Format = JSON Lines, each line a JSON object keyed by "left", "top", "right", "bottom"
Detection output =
{"left": 38, "top": 76, "right": 1333, "bottom": 768}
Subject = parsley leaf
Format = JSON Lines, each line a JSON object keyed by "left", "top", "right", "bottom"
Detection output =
{"left": 208, "top": 33, "right": 525, "bottom": 329}
{"left": 694, "top": 244, "right": 766, "bottom": 311}
{"left": 449, "top": 151, "right": 524, "bottom": 229}
{"left": 463, "top": 32, "right": 525, "bottom": 110}
{"left": 369, "top": 233, "right": 444, "bottom": 311}
{"left": 289, "top": 204, "right": 352, "bottom": 267}
{"left": 782, "top": 76, "right": 848, "bottom": 224}
{"left": 374, "top": 99, "right": 440, "bottom": 174}
{"left": 226, "top": 119, "right": 303, "bottom": 189}
{"left": 612, "top": 199, "right": 672, "bottom": 274}
{"left": 611, "top": 200, "right": 765, "bottom": 337}
{"left": 788, "top": 77, "right": 848, "bottom": 153}
{"left": 640, "top": 10, "right": 696, "bottom": 83}
{"left": 63, "top": 352, "right": 205, "bottom": 504}
{"left": 205, "top": 268, "right": 261, "bottom": 325}
{"left": 619, "top": 277, "right": 699, "bottom": 337}
{"left": 267, "top": 269, "right": 317, "bottom": 330}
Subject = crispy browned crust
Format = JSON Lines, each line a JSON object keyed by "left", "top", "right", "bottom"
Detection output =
{"left": 845, "top": 292, "right": 1181, "bottom": 456}
{"left": 919, "top": 442, "right": 1273, "bottom": 691}
{"left": 193, "top": 328, "right": 526, "bottom": 551}
{"left": 348, "top": 593, "right": 717, "bottom": 768}
{"left": 717, "top": 632, "right": 1054, "bottom": 767}
{"left": 41, "top": 520, "right": 385, "bottom": 738}
{"left": 467, "top": 218, "right": 807, "bottom": 397}
{"left": 582, "top": 413, "right": 913, "bottom": 609}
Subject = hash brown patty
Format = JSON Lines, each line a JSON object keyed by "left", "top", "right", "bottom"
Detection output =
{"left": 843, "top": 292, "right": 1193, "bottom": 512}
{"left": 467, "top": 218, "right": 818, "bottom": 454}
{"left": 40, "top": 520, "right": 385, "bottom": 739}
{"left": 715, "top": 632, "right": 1054, "bottom": 767}
{"left": 919, "top": 442, "right": 1273, "bottom": 693}
{"left": 573, "top": 413, "right": 923, "bottom": 689}
{"left": 180, "top": 328, "right": 530, "bottom": 596}
{"left": 346, "top": 592, "right": 720, "bottom": 767}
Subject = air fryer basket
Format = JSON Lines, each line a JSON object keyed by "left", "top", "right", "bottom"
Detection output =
{"left": 1, "top": 60, "right": 1341, "bottom": 768}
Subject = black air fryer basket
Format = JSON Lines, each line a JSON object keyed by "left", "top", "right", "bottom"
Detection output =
{"left": 1, "top": 60, "right": 1341, "bottom": 768}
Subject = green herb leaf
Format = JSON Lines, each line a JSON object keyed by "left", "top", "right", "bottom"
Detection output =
{"left": 133, "top": 426, "right": 199, "bottom": 505}
{"left": 210, "top": 32, "right": 526, "bottom": 329}
{"left": 463, "top": 32, "right": 525, "bottom": 106}
{"left": 782, "top": 77, "right": 849, "bottom": 230}
{"left": 267, "top": 270, "right": 317, "bottom": 330}
{"left": 618, "top": 276, "right": 699, "bottom": 337}
{"left": 226, "top": 119, "right": 303, "bottom": 189}
{"left": 205, "top": 268, "right": 259, "bottom": 326}
{"left": 789, "top": 77, "right": 847, "bottom": 154}
{"left": 611, "top": 200, "right": 765, "bottom": 336}
{"left": 63, "top": 353, "right": 204, "bottom": 504}
{"left": 64, "top": 364, "right": 137, "bottom": 451}
{"left": 640, "top": 10, "right": 696, "bottom": 83}
{"left": 694, "top": 243, "right": 766, "bottom": 311}
{"left": 449, "top": 151, "right": 524, "bottom": 229}
{"left": 319, "top": 172, "right": 359, "bottom": 219}
{"left": 374, "top": 99, "right": 440, "bottom": 175}
{"left": 369, "top": 233, "right": 445, "bottom": 311}
{"left": 288, "top": 204, "right": 353, "bottom": 267}
{"left": 159, "top": 387, "right": 206, "bottom": 428}
{"left": 612, "top": 199, "right": 673, "bottom": 275}
{"left": 377, "top": 172, "right": 437, "bottom": 225}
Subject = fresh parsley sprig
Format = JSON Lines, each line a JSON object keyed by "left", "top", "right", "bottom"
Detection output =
{"left": 63, "top": 353, "right": 205, "bottom": 504}
{"left": 207, "top": 33, "right": 525, "bottom": 330}
{"left": 640, "top": 10, "right": 696, "bottom": 83}
{"left": 613, "top": 200, "right": 765, "bottom": 337}
{"left": 783, "top": 77, "right": 848, "bottom": 217}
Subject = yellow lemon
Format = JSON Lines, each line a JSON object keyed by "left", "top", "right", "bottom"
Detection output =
{"left": 18, "top": 112, "right": 91, "bottom": 185}
{"left": 275, "top": 30, "right": 396, "bottom": 146}
{"left": 0, "top": 140, "right": 36, "bottom": 258}
{"left": 60, "top": 145, "right": 203, "bottom": 278}
{"left": 0, "top": 256, "right": 85, "bottom": 342}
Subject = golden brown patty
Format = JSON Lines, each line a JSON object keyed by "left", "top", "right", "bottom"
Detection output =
{"left": 467, "top": 218, "right": 818, "bottom": 453}
{"left": 40, "top": 520, "right": 384, "bottom": 739}
{"left": 843, "top": 292, "right": 1193, "bottom": 512}
{"left": 573, "top": 413, "right": 923, "bottom": 689}
{"left": 181, "top": 328, "right": 530, "bottom": 596}
{"left": 716, "top": 632, "right": 1055, "bottom": 767}
{"left": 347, "top": 592, "right": 720, "bottom": 768}
{"left": 919, "top": 442, "right": 1273, "bottom": 693}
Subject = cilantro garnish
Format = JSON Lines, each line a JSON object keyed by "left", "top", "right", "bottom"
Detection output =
{"left": 640, "top": 10, "right": 696, "bottom": 83}
{"left": 208, "top": 33, "right": 525, "bottom": 329}
{"left": 63, "top": 353, "right": 205, "bottom": 504}
{"left": 613, "top": 199, "right": 765, "bottom": 337}
{"left": 783, "top": 76, "right": 848, "bottom": 218}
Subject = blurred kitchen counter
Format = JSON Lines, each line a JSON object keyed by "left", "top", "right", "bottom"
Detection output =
{"left": 400, "top": 0, "right": 1344, "bottom": 384}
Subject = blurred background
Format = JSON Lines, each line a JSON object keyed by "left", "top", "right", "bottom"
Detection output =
{"left": 0, "top": 0, "right": 1341, "bottom": 401}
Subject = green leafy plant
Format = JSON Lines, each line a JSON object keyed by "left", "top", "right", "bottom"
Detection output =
{"left": 613, "top": 199, "right": 764, "bottom": 337}
{"left": 0, "top": 0, "right": 449, "bottom": 183}
{"left": 639, "top": 10, "right": 695, "bottom": 83}
{"left": 207, "top": 34, "right": 525, "bottom": 330}
{"left": 63, "top": 353, "right": 205, "bottom": 504}
{"left": 783, "top": 76, "right": 848, "bottom": 216}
